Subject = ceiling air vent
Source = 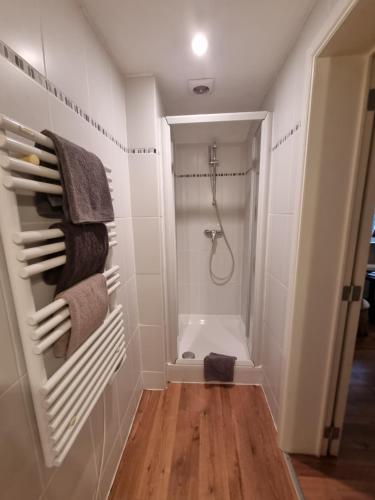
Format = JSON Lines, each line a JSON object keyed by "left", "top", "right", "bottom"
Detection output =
{"left": 188, "top": 78, "right": 214, "bottom": 96}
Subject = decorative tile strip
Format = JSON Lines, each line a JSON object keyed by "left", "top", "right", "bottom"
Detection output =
{"left": 0, "top": 38, "right": 159, "bottom": 156}
{"left": 272, "top": 121, "right": 302, "bottom": 151}
{"left": 175, "top": 169, "right": 250, "bottom": 178}
{"left": 128, "top": 147, "right": 158, "bottom": 154}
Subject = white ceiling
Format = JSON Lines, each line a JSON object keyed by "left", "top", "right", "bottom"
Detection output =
{"left": 80, "top": 0, "right": 317, "bottom": 115}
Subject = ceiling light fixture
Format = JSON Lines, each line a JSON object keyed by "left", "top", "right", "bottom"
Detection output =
{"left": 192, "top": 33, "right": 208, "bottom": 56}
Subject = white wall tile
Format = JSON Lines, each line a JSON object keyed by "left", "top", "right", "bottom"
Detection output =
{"left": 264, "top": 274, "right": 288, "bottom": 349}
{"left": 129, "top": 329, "right": 142, "bottom": 380}
{"left": 0, "top": 0, "right": 45, "bottom": 74}
{"left": 266, "top": 214, "right": 293, "bottom": 286}
{"left": 261, "top": 323, "right": 284, "bottom": 408}
{"left": 119, "top": 375, "right": 143, "bottom": 446}
{"left": 98, "top": 436, "right": 122, "bottom": 500}
{"left": 0, "top": 252, "right": 27, "bottom": 378}
{"left": 90, "top": 381, "right": 121, "bottom": 471}
{"left": 142, "top": 371, "right": 166, "bottom": 389}
{"left": 127, "top": 276, "right": 139, "bottom": 336}
{"left": 0, "top": 274, "right": 20, "bottom": 395}
{"left": 139, "top": 325, "right": 165, "bottom": 372}
{"left": 0, "top": 58, "right": 51, "bottom": 131}
{"left": 110, "top": 71, "right": 127, "bottom": 143}
{"left": 129, "top": 155, "right": 161, "bottom": 217}
{"left": 0, "top": 381, "right": 43, "bottom": 500}
{"left": 115, "top": 352, "right": 135, "bottom": 420}
{"left": 48, "top": 94, "right": 95, "bottom": 152}
{"left": 84, "top": 29, "right": 115, "bottom": 135}
{"left": 125, "top": 76, "right": 157, "bottom": 148}
{"left": 137, "top": 274, "right": 163, "bottom": 325}
{"left": 200, "top": 284, "right": 241, "bottom": 315}
{"left": 269, "top": 139, "right": 294, "bottom": 214}
{"left": 123, "top": 219, "right": 136, "bottom": 281}
{"left": 133, "top": 218, "right": 161, "bottom": 274}
{"left": 112, "top": 151, "right": 132, "bottom": 219}
{"left": 41, "top": 0, "right": 90, "bottom": 111}
{"left": 43, "top": 422, "right": 97, "bottom": 500}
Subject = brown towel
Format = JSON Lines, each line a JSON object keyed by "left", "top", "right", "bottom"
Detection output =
{"left": 203, "top": 352, "right": 237, "bottom": 382}
{"left": 43, "top": 222, "right": 109, "bottom": 294}
{"left": 53, "top": 274, "right": 109, "bottom": 358}
{"left": 40, "top": 130, "right": 114, "bottom": 223}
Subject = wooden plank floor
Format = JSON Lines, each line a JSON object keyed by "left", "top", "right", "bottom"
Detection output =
{"left": 109, "top": 384, "right": 297, "bottom": 500}
{"left": 292, "top": 326, "right": 375, "bottom": 499}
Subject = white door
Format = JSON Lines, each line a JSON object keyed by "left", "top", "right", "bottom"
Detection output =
{"left": 325, "top": 90, "right": 375, "bottom": 455}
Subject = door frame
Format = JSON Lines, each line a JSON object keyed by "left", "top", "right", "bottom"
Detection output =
{"left": 277, "top": 1, "right": 375, "bottom": 455}
{"left": 324, "top": 83, "right": 375, "bottom": 455}
{"left": 162, "top": 111, "right": 272, "bottom": 364}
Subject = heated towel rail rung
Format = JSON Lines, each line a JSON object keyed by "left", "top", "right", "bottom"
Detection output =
{"left": 46, "top": 321, "right": 124, "bottom": 408}
{"left": 13, "top": 224, "right": 116, "bottom": 245}
{"left": 42, "top": 305, "right": 123, "bottom": 393}
{"left": 31, "top": 279, "right": 122, "bottom": 351}
{"left": 0, "top": 133, "right": 58, "bottom": 163}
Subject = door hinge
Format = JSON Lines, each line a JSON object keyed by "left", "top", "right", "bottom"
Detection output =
{"left": 368, "top": 89, "right": 375, "bottom": 111}
{"left": 324, "top": 425, "right": 340, "bottom": 441}
{"left": 342, "top": 285, "right": 362, "bottom": 302}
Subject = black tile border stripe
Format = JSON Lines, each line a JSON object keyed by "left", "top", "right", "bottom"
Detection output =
{"left": 175, "top": 169, "right": 250, "bottom": 178}
{"left": 128, "top": 147, "right": 158, "bottom": 154}
{"left": 0, "top": 38, "right": 159, "bottom": 156}
{"left": 272, "top": 121, "right": 301, "bottom": 151}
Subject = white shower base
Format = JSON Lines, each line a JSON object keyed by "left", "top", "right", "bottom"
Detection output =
{"left": 177, "top": 314, "right": 251, "bottom": 364}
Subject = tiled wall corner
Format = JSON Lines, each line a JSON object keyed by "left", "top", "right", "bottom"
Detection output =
{"left": 125, "top": 75, "right": 167, "bottom": 390}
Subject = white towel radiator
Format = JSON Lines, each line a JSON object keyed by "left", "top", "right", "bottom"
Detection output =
{"left": 0, "top": 113, "right": 125, "bottom": 467}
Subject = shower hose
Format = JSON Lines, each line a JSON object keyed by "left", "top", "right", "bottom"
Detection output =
{"left": 209, "top": 165, "right": 235, "bottom": 286}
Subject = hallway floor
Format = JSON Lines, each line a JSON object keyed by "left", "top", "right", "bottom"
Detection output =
{"left": 292, "top": 325, "right": 375, "bottom": 499}
{"left": 109, "top": 384, "right": 297, "bottom": 500}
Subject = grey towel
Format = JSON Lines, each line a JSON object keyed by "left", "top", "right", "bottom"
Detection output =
{"left": 34, "top": 192, "right": 64, "bottom": 219}
{"left": 53, "top": 274, "right": 109, "bottom": 358}
{"left": 203, "top": 352, "right": 237, "bottom": 382}
{"left": 40, "top": 130, "right": 114, "bottom": 223}
{"left": 43, "top": 222, "right": 109, "bottom": 294}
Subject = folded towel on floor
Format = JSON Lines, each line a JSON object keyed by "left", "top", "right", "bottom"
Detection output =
{"left": 53, "top": 274, "right": 109, "bottom": 358}
{"left": 203, "top": 352, "right": 237, "bottom": 382}
{"left": 36, "top": 130, "right": 114, "bottom": 223}
{"left": 43, "top": 222, "right": 109, "bottom": 294}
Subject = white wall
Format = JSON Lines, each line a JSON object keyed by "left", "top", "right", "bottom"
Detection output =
{"left": 126, "top": 76, "right": 167, "bottom": 388}
{"left": 259, "top": 0, "right": 355, "bottom": 431}
{"left": 174, "top": 142, "right": 248, "bottom": 316}
{"left": 0, "top": 1, "right": 142, "bottom": 498}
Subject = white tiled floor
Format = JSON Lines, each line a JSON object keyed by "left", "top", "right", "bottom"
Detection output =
{"left": 177, "top": 314, "right": 251, "bottom": 363}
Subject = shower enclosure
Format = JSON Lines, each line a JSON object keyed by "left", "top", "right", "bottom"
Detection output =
{"left": 161, "top": 112, "right": 271, "bottom": 372}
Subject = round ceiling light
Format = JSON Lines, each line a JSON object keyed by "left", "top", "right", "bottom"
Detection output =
{"left": 191, "top": 33, "right": 208, "bottom": 56}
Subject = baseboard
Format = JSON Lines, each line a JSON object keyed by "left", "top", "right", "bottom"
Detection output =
{"left": 283, "top": 452, "right": 305, "bottom": 500}
{"left": 166, "top": 362, "right": 263, "bottom": 384}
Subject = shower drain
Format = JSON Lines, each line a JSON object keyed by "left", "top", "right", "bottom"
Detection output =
{"left": 182, "top": 351, "right": 196, "bottom": 359}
